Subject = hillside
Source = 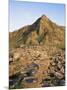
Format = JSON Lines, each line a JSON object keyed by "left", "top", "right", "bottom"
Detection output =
{"left": 9, "top": 15, "right": 65, "bottom": 89}
{"left": 9, "top": 15, "right": 65, "bottom": 49}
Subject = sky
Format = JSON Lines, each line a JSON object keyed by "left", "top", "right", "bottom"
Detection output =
{"left": 9, "top": 0, "right": 65, "bottom": 32}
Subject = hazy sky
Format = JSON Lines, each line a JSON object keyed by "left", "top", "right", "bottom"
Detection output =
{"left": 9, "top": 0, "right": 65, "bottom": 32}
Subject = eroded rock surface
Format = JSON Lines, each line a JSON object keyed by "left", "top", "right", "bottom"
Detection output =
{"left": 9, "top": 46, "right": 65, "bottom": 89}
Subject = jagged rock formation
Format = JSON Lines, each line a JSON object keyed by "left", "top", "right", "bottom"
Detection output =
{"left": 9, "top": 15, "right": 65, "bottom": 89}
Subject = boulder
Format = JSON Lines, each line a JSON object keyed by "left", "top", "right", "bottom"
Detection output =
{"left": 54, "top": 72, "right": 64, "bottom": 79}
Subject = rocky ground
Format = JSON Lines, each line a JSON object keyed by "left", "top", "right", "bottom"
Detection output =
{"left": 9, "top": 45, "right": 65, "bottom": 89}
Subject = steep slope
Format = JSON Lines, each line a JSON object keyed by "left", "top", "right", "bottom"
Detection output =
{"left": 9, "top": 15, "right": 65, "bottom": 49}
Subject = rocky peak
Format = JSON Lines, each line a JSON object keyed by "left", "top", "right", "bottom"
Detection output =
{"left": 40, "top": 15, "right": 49, "bottom": 20}
{"left": 39, "top": 15, "right": 49, "bottom": 23}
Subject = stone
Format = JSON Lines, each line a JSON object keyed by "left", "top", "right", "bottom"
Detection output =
{"left": 60, "top": 67, "right": 64, "bottom": 74}
{"left": 9, "top": 58, "right": 13, "bottom": 63}
{"left": 13, "top": 52, "right": 21, "bottom": 60}
{"left": 59, "top": 80, "right": 65, "bottom": 86}
{"left": 23, "top": 77, "right": 37, "bottom": 83}
{"left": 57, "top": 62, "right": 62, "bottom": 70}
{"left": 54, "top": 72, "right": 63, "bottom": 79}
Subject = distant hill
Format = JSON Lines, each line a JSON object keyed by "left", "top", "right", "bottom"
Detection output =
{"left": 9, "top": 15, "right": 65, "bottom": 49}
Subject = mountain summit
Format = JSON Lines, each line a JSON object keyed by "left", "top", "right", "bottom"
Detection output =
{"left": 40, "top": 14, "right": 49, "bottom": 21}
{"left": 9, "top": 15, "right": 65, "bottom": 49}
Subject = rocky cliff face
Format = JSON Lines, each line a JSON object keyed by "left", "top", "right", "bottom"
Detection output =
{"left": 9, "top": 15, "right": 65, "bottom": 89}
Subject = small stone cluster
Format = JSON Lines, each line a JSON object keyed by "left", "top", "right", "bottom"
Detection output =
{"left": 42, "top": 50, "right": 65, "bottom": 87}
